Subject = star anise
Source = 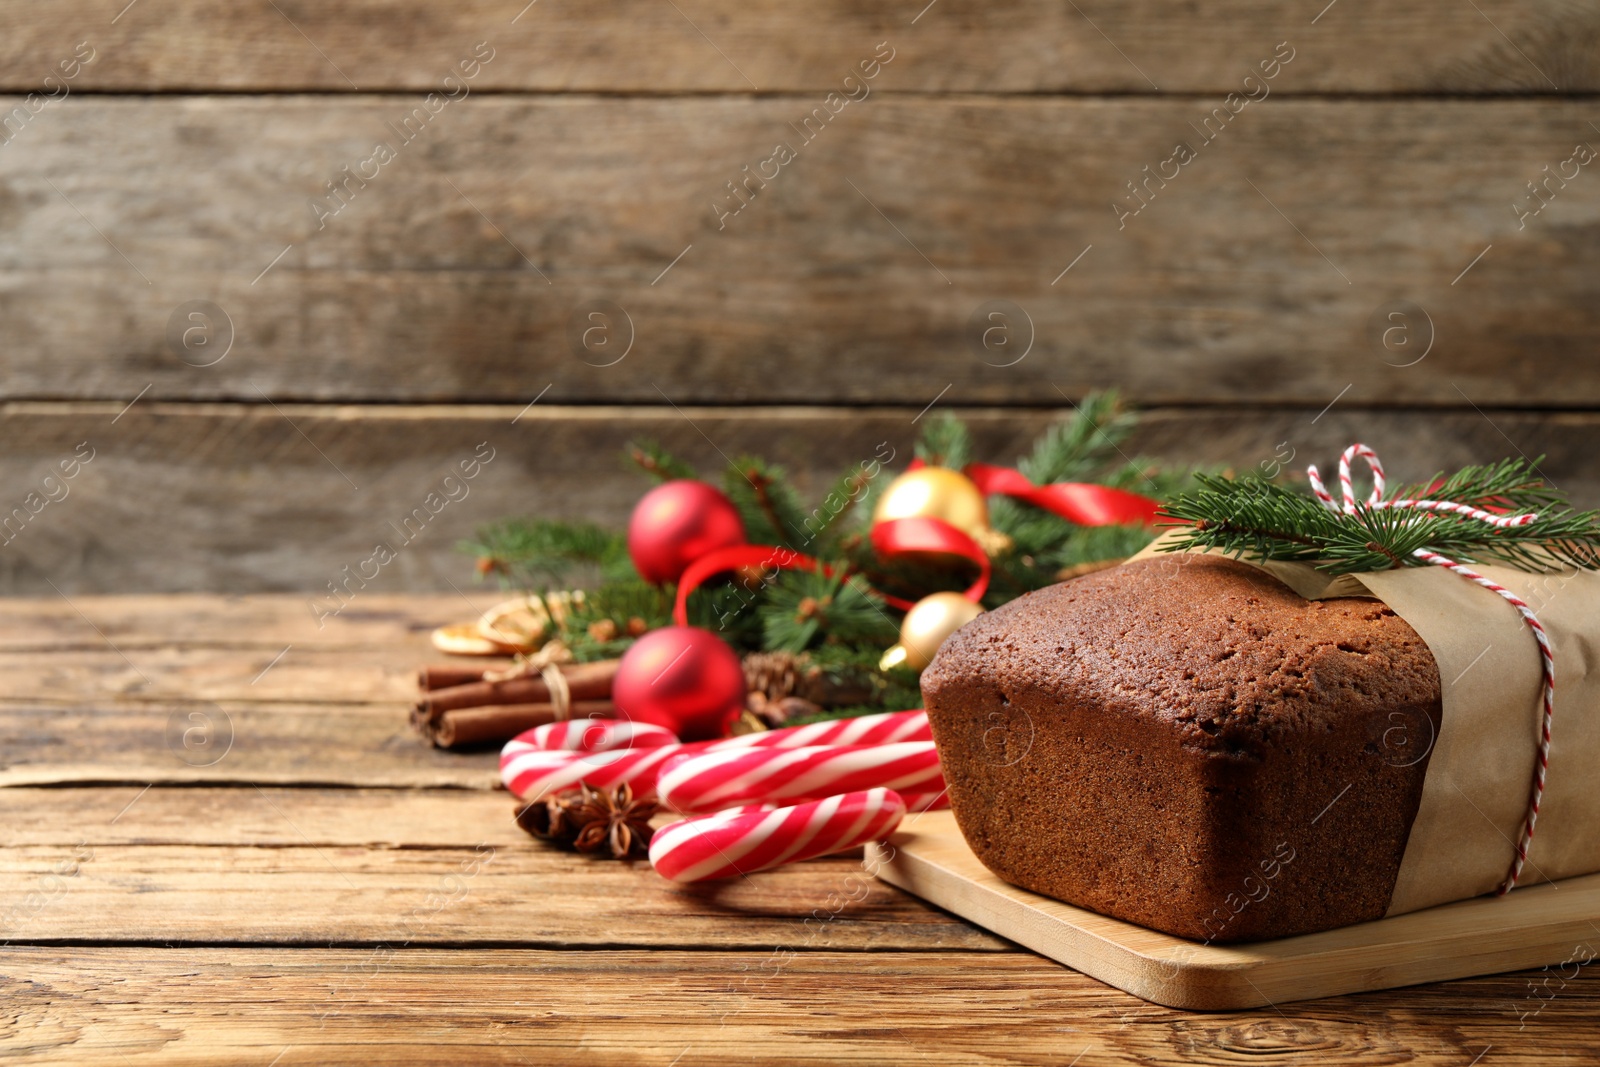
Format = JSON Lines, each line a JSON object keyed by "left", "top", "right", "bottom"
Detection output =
{"left": 515, "top": 790, "right": 584, "bottom": 844}
{"left": 514, "top": 783, "right": 659, "bottom": 860}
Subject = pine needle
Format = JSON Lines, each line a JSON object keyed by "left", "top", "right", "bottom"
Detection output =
{"left": 626, "top": 440, "right": 698, "bottom": 483}
{"left": 1160, "top": 458, "right": 1600, "bottom": 575}
{"left": 915, "top": 413, "right": 972, "bottom": 470}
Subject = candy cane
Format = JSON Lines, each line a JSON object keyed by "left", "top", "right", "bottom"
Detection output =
{"left": 707, "top": 708, "right": 932, "bottom": 750}
{"left": 500, "top": 745, "right": 685, "bottom": 800}
{"left": 509, "top": 709, "right": 930, "bottom": 758}
{"left": 502, "top": 711, "right": 936, "bottom": 798}
{"left": 656, "top": 742, "right": 943, "bottom": 814}
{"left": 897, "top": 791, "right": 951, "bottom": 813}
{"left": 1310, "top": 444, "right": 1553, "bottom": 893}
{"left": 649, "top": 788, "right": 907, "bottom": 882}
{"left": 528, "top": 719, "right": 679, "bottom": 753}
{"left": 1309, "top": 444, "right": 1538, "bottom": 527}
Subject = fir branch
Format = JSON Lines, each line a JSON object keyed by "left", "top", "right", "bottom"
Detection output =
{"left": 798, "top": 466, "right": 875, "bottom": 553}
{"left": 915, "top": 412, "right": 972, "bottom": 470}
{"left": 1160, "top": 460, "right": 1600, "bottom": 575}
{"left": 1392, "top": 457, "right": 1564, "bottom": 512}
{"left": 750, "top": 472, "right": 791, "bottom": 544}
{"left": 790, "top": 645, "right": 924, "bottom": 719}
{"left": 460, "top": 519, "right": 631, "bottom": 590}
{"left": 684, "top": 582, "right": 767, "bottom": 650}
{"left": 841, "top": 533, "right": 980, "bottom": 605}
{"left": 1019, "top": 390, "right": 1136, "bottom": 485}
{"left": 626, "top": 440, "right": 698, "bottom": 483}
{"left": 853, "top": 466, "right": 890, "bottom": 534}
{"left": 559, "top": 579, "right": 673, "bottom": 661}
{"left": 723, "top": 457, "right": 810, "bottom": 547}
{"left": 759, "top": 570, "right": 898, "bottom": 653}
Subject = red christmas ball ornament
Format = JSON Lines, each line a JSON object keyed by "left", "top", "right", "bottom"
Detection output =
{"left": 627, "top": 480, "right": 746, "bottom": 584}
{"left": 613, "top": 626, "right": 747, "bottom": 741}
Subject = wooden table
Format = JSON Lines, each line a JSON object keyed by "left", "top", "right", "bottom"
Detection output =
{"left": 4, "top": 594, "right": 1597, "bottom": 1065}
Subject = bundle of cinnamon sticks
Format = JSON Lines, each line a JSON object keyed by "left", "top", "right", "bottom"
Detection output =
{"left": 413, "top": 659, "right": 621, "bottom": 748}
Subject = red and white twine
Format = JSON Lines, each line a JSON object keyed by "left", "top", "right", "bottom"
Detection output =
{"left": 1308, "top": 444, "right": 1554, "bottom": 894}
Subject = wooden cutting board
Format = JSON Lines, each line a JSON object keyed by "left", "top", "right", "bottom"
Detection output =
{"left": 866, "top": 810, "right": 1600, "bottom": 1011}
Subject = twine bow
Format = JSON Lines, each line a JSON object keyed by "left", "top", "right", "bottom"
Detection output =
{"left": 484, "top": 641, "right": 577, "bottom": 721}
{"left": 1308, "top": 444, "right": 1553, "bottom": 894}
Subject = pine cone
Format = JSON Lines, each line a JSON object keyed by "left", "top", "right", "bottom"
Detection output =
{"left": 743, "top": 650, "right": 804, "bottom": 702}
{"left": 742, "top": 651, "right": 872, "bottom": 707}
{"left": 745, "top": 691, "right": 823, "bottom": 729}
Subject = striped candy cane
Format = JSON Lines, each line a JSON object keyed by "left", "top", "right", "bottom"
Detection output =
{"left": 895, "top": 791, "right": 951, "bottom": 813}
{"left": 649, "top": 788, "right": 907, "bottom": 882}
{"left": 502, "top": 710, "right": 937, "bottom": 799}
{"left": 500, "top": 744, "right": 685, "bottom": 800}
{"left": 1310, "top": 444, "right": 1554, "bottom": 894}
{"left": 708, "top": 708, "right": 932, "bottom": 750}
{"left": 528, "top": 719, "right": 679, "bottom": 753}
{"left": 1307, "top": 442, "right": 1387, "bottom": 511}
{"left": 656, "top": 742, "right": 944, "bottom": 814}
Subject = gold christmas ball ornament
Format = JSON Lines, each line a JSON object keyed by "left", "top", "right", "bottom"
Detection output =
{"left": 872, "top": 467, "right": 990, "bottom": 542}
{"left": 879, "top": 592, "right": 985, "bottom": 672}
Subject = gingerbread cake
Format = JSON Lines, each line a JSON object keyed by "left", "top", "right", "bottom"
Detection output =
{"left": 920, "top": 553, "right": 1443, "bottom": 942}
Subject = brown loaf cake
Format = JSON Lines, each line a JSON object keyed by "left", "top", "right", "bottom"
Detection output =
{"left": 920, "top": 553, "right": 1443, "bottom": 943}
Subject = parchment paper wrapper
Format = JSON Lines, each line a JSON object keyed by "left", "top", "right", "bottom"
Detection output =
{"left": 1132, "top": 537, "right": 1600, "bottom": 915}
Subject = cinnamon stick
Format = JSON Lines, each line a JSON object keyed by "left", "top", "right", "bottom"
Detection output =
{"left": 428, "top": 699, "right": 616, "bottom": 749}
{"left": 418, "top": 663, "right": 507, "bottom": 690}
{"left": 416, "top": 659, "right": 620, "bottom": 721}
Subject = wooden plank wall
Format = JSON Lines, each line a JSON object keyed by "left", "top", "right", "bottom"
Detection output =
{"left": 1, "top": 1, "right": 1597, "bottom": 593}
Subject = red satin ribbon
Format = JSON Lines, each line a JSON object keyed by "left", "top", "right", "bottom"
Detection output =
{"left": 962, "top": 463, "right": 1161, "bottom": 526}
{"left": 672, "top": 524, "right": 989, "bottom": 617}
{"left": 869, "top": 518, "right": 991, "bottom": 609}
{"left": 671, "top": 465, "right": 1159, "bottom": 621}
{"left": 908, "top": 459, "right": 1161, "bottom": 528}
{"left": 672, "top": 544, "right": 825, "bottom": 626}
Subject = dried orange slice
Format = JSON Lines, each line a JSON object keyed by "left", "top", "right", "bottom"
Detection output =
{"left": 430, "top": 623, "right": 509, "bottom": 656}
{"left": 476, "top": 592, "right": 585, "bottom": 653}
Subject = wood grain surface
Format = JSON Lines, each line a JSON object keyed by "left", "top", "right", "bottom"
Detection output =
{"left": 0, "top": 646, "right": 425, "bottom": 705}
{"left": 2, "top": 0, "right": 1595, "bottom": 93}
{"left": 4, "top": 947, "right": 1596, "bottom": 1065}
{"left": 3, "top": 594, "right": 1596, "bottom": 1063}
{"left": 0, "top": 786, "right": 527, "bottom": 847}
{"left": 872, "top": 811, "right": 1600, "bottom": 1010}
{"left": 2, "top": 97, "right": 1595, "bottom": 406}
{"left": 0, "top": 593, "right": 469, "bottom": 652}
{"left": 0, "top": 841, "right": 996, "bottom": 949}
{"left": 3, "top": 0, "right": 1596, "bottom": 1051}
{"left": 0, "top": 3, "right": 1593, "bottom": 600}
{"left": 0, "top": 404, "right": 1591, "bottom": 594}
{"left": 0, "top": 703, "right": 497, "bottom": 789}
